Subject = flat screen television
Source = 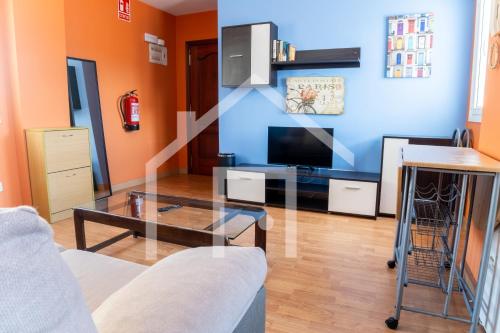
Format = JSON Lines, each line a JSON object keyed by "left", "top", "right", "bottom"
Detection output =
{"left": 267, "top": 126, "right": 334, "bottom": 168}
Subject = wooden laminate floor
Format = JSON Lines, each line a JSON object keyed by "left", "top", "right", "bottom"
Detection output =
{"left": 52, "top": 174, "right": 474, "bottom": 333}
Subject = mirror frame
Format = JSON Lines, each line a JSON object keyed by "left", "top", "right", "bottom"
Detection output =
{"left": 66, "top": 57, "right": 113, "bottom": 199}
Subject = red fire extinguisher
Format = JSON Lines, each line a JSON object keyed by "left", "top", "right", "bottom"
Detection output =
{"left": 119, "top": 90, "right": 140, "bottom": 131}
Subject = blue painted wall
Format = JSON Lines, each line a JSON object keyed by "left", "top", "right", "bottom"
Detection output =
{"left": 218, "top": 0, "right": 474, "bottom": 173}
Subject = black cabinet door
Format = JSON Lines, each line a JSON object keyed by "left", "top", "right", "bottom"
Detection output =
{"left": 222, "top": 25, "right": 251, "bottom": 87}
{"left": 408, "top": 137, "right": 453, "bottom": 146}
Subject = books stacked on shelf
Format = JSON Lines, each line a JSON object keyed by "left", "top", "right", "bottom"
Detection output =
{"left": 272, "top": 40, "right": 296, "bottom": 62}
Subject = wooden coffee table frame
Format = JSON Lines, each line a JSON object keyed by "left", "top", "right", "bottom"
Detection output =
{"left": 73, "top": 192, "right": 267, "bottom": 253}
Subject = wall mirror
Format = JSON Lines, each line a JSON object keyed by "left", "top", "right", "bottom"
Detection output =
{"left": 66, "top": 58, "right": 112, "bottom": 199}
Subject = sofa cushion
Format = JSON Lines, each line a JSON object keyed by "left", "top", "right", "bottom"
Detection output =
{"left": 61, "top": 250, "right": 147, "bottom": 311}
{"left": 93, "top": 246, "right": 267, "bottom": 333}
{"left": 0, "top": 207, "right": 97, "bottom": 333}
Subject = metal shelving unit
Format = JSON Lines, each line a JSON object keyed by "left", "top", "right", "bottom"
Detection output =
{"left": 385, "top": 145, "right": 500, "bottom": 333}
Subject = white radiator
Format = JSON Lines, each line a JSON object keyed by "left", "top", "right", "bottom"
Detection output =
{"left": 481, "top": 229, "right": 500, "bottom": 333}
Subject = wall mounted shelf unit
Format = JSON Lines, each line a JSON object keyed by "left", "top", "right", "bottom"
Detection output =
{"left": 271, "top": 48, "right": 361, "bottom": 70}
{"left": 221, "top": 21, "right": 361, "bottom": 87}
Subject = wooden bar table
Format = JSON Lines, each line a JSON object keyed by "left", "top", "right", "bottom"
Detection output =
{"left": 386, "top": 145, "right": 500, "bottom": 333}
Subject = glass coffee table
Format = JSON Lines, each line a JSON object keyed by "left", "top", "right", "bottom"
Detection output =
{"left": 73, "top": 191, "right": 267, "bottom": 253}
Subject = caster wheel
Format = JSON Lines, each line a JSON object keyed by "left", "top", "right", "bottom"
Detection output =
{"left": 385, "top": 317, "right": 399, "bottom": 330}
{"left": 387, "top": 260, "right": 396, "bottom": 269}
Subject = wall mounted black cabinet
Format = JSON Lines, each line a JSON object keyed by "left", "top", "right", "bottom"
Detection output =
{"left": 272, "top": 48, "right": 361, "bottom": 69}
{"left": 222, "top": 22, "right": 361, "bottom": 87}
{"left": 222, "top": 22, "right": 278, "bottom": 87}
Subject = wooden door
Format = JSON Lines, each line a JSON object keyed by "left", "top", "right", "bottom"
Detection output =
{"left": 187, "top": 40, "right": 219, "bottom": 176}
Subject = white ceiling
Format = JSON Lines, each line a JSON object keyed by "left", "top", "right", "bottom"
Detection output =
{"left": 140, "top": 0, "right": 217, "bottom": 16}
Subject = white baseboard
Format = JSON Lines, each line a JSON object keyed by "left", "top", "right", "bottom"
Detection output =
{"left": 112, "top": 169, "right": 179, "bottom": 193}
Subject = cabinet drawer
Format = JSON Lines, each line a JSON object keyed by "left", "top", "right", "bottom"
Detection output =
{"left": 47, "top": 167, "right": 94, "bottom": 213}
{"left": 328, "top": 179, "right": 377, "bottom": 217}
{"left": 49, "top": 202, "right": 97, "bottom": 223}
{"left": 227, "top": 170, "right": 265, "bottom": 203}
{"left": 45, "top": 130, "right": 90, "bottom": 173}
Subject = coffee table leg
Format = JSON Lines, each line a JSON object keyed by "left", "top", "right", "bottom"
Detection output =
{"left": 255, "top": 215, "right": 267, "bottom": 253}
{"left": 74, "top": 210, "right": 87, "bottom": 250}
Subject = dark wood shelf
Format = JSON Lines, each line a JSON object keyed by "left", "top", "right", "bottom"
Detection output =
{"left": 271, "top": 47, "right": 361, "bottom": 70}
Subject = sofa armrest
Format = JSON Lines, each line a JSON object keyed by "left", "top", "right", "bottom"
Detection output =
{"left": 54, "top": 242, "right": 66, "bottom": 252}
{"left": 92, "top": 247, "right": 267, "bottom": 333}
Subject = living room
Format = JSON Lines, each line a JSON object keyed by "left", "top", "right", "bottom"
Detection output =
{"left": 1, "top": 0, "right": 500, "bottom": 332}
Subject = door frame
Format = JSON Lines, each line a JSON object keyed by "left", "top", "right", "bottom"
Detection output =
{"left": 186, "top": 38, "right": 219, "bottom": 174}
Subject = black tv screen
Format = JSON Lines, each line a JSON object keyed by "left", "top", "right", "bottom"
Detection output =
{"left": 267, "top": 127, "right": 334, "bottom": 168}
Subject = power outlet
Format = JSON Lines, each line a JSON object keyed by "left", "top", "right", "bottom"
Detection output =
{"left": 0, "top": 182, "right": 3, "bottom": 193}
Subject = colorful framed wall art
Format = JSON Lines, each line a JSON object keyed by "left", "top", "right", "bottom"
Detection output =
{"left": 386, "top": 13, "right": 434, "bottom": 78}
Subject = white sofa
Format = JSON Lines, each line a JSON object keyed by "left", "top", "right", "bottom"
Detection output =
{"left": 0, "top": 207, "right": 267, "bottom": 333}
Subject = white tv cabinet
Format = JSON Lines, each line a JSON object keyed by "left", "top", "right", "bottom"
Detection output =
{"left": 225, "top": 164, "right": 380, "bottom": 219}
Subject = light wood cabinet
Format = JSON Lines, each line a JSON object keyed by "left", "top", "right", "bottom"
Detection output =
{"left": 26, "top": 128, "right": 94, "bottom": 223}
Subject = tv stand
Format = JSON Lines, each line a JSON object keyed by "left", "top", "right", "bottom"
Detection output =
{"left": 295, "top": 165, "right": 315, "bottom": 172}
{"left": 225, "top": 164, "right": 380, "bottom": 219}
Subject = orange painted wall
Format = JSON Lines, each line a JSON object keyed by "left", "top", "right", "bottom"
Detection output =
{"left": 1, "top": 0, "right": 215, "bottom": 206}
{"left": 0, "top": 0, "right": 21, "bottom": 206}
{"left": 1, "top": 0, "right": 70, "bottom": 205}
{"left": 64, "top": 0, "right": 179, "bottom": 186}
{"left": 477, "top": 35, "right": 500, "bottom": 160}
{"left": 175, "top": 11, "right": 218, "bottom": 169}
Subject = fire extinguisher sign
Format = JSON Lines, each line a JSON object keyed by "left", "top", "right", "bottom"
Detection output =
{"left": 118, "top": 0, "right": 131, "bottom": 22}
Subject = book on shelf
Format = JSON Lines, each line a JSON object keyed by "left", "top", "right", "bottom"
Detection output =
{"left": 289, "top": 45, "right": 296, "bottom": 62}
{"left": 272, "top": 39, "right": 296, "bottom": 62}
{"left": 272, "top": 40, "right": 277, "bottom": 61}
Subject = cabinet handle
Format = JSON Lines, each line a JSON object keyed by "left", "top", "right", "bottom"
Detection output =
{"left": 239, "top": 177, "right": 253, "bottom": 181}
{"left": 66, "top": 173, "right": 77, "bottom": 178}
{"left": 229, "top": 54, "right": 244, "bottom": 58}
{"left": 345, "top": 186, "right": 361, "bottom": 190}
{"left": 62, "top": 134, "right": 74, "bottom": 138}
